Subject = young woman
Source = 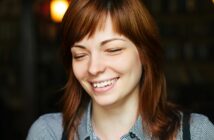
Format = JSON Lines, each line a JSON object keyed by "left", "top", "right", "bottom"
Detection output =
{"left": 27, "top": 0, "right": 214, "bottom": 140}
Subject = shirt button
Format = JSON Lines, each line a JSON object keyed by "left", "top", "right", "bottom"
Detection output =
{"left": 85, "top": 136, "right": 90, "bottom": 140}
{"left": 129, "top": 132, "right": 136, "bottom": 139}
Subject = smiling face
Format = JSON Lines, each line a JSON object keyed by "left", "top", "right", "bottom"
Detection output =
{"left": 71, "top": 16, "right": 142, "bottom": 108}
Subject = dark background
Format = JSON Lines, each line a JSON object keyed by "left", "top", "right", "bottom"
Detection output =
{"left": 0, "top": 0, "right": 214, "bottom": 139}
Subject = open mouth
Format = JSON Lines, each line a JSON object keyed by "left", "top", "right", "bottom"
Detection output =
{"left": 90, "top": 77, "right": 119, "bottom": 92}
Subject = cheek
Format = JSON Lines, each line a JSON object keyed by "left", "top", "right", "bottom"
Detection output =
{"left": 109, "top": 51, "right": 142, "bottom": 73}
{"left": 72, "top": 62, "right": 88, "bottom": 80}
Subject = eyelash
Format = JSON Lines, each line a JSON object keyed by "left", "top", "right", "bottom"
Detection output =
{"left": 73, "top": 54, "right": 87, "bottom": 60}
{"left": 106, "top": 48, "right": 123, "bottom": 53}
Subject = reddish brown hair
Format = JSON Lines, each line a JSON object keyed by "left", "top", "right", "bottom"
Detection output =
{"left": 60, "top": 0, "right": 181, "bottom": 139}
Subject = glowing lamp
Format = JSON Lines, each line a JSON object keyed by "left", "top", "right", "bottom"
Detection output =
{"left": 50, "top": 0, "right": 69, "bottom": 22}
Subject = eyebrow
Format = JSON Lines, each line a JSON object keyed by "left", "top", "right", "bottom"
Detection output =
{"left": 72, "top": 44, "right": 86, "bottom": 49}
{"left": 100, "top": 38, "right": 126, "bottom": 46}
{"left": 72, "top": 38, "right": 126, "bottom": 49}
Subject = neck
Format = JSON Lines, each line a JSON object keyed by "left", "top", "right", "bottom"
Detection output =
{"left": 91, "top": 93, "right": 139, "bottom": 140}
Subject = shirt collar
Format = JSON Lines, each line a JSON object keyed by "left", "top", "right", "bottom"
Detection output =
{"left": 77, "top": 103, "right": 90, "bottom": 140}
{"left": 77, "top": 102, "right": 93, "bottom": 140}
{"left": 129, "top": 116, "right": 151, "bottom": 140}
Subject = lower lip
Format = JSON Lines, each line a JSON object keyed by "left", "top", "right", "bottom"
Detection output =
{"left": 92, "top": 78, "right": 118, "bottom": 94}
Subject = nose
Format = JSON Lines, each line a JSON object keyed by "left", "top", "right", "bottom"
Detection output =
{"left": 88, "top": 53, "right": 105, "bottom": 76}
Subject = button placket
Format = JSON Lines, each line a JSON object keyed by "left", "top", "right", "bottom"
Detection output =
{"left": 129, "top": 132, "right": 136, "bottom": 139}
{"left": 85, "top": 136, "right": 90, "bottom": 140}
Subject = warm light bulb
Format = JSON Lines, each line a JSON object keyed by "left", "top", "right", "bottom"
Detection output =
{"left": 50, "top": 0, "right": 69, "bottom": 22}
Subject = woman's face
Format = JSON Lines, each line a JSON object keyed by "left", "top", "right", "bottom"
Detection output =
{"left": 71, "top": 16, "right": 142, "bottom": 107}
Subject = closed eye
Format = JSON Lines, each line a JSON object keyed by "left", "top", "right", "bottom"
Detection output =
{"left": 106, "top": 48, "right": 124, "bottom": 54}
{"left": 73, "top": 54, "right": 87, "bottom": 60}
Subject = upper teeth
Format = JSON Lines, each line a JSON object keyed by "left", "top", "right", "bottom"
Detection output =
{"left": 92, "top": 78, "right": 117, "bottom": 88}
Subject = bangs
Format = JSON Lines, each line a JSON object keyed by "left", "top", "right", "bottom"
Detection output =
{"left": 61, "top": 0, "right": 158, "bottom": 46}
{"left": 61, "top": 0, "right": 119, "bottom": 47}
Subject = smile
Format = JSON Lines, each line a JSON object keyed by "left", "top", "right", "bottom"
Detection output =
{"left": 91, "top": 77, "right": 119, "bottom": 88}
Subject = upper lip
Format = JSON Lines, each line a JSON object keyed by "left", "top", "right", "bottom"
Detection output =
{"left": 89, "top": 77, "right": 119, "bottom": 84}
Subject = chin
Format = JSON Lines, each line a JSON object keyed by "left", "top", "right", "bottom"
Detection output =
{"left": 92, "top": 96, "right": 118, "bottom": 108}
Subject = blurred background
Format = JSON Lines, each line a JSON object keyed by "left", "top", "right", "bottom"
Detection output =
{"left": 0, "top": 0, "right": 214, "bottom": 139}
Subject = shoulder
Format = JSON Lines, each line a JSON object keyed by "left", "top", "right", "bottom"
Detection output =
{"left": 190, "top": 113, "right": 214, "bottom": 140}
{"left": 26, "top": 113, "right": 63, "bottom": 140}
